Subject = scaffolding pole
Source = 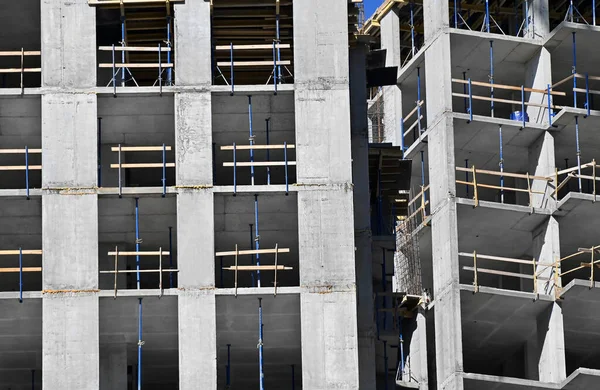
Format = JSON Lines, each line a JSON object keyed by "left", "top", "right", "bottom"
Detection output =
{"left": 266, "top": 118, "right": 271, "bottom": 185}
{"left": 250, "top": 224, "right": 256, "bottom": 287}
{"left": 573, "top": 32, "right": 577, "bottom": 108}
{"left": 168, "top": 226, "right": 173, "bottom": 288}
{"left": 137, "top": 297, "right": 143, "bottom": 390}
{"left": 135, "top": 198, "right": 141, "bottom": 290}
{"left": 166, "top": 2, "right": 173, "bottom": 85}
{"left": 249, "top": 96, "right": 255, "bottom": 186}
{"left": 490, "top": 40, "right": 494, "bottom": 117}
{"left": 575, "top": 116, "right": 582, "bottom": 192}
{"left": 120, "top": 5, "right": 126, "bottom": 87}
{"left": 19, "top": 247, "right": 23, "bottom": 303}
{"left": 420, "top": 151, "right": 426, "bottom": 205}
{"left": 98, "top": 117, "right": 102, "bottom": 187}
{"left": 255, "top": 195, "right": 261, "bottom": 287}
{"left": 258, "top": 298, "right": 265, "bottom": 390}
{"left": 417, "top": 67, "right": 422, "bottom": 133}
{"left": 499, "top": 125, "right": 504, "bottom": 203}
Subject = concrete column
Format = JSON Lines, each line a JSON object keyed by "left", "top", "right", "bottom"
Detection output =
{"left": 100, "top": 344, "right": 127, "bottom": 390}
{"left": 351, "top": 44, "right": 376, "bottom": 389}
{"left": 380, "top": 11, "right": 403, "bottom": 145}
{"left": 294, "top": 1, "right": 359, "bottom": 388}
{"left": 402, "top": 310, "right": 429, "bottom": 389}
{"left": 174, "top": 3, "right": 217, "bottom": 389}
{"left": 41, "top": 2, "right": 99, "bottom": 387}
{"left": 525, "top": 48, "right": 552, "bottom": 124}
{"left": 526, "top": 303, "right": 566, "bottom": 382}
{"left": 528, "top": 131, "right": 556, "bottom": 209}
{"left": 525, "top": 0, "right": 550, "bottom": 40}
{"left": 424, "top": 3, "right": 463, "bottom": 389}
{"left": 531, "top": 217, "right": 560, "bottom": 296}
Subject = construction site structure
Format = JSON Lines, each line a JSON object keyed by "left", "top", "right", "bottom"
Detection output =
{"left": 362, "top": 0, "right": 600, "bottom": 389}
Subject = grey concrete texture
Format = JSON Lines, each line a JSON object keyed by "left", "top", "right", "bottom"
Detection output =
{"left": 174, "top": 1, "right": 212, "bottom": 86}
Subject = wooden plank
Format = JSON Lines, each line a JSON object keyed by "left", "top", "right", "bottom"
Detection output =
{"left": 223, "top": 265, "right": 293, "bottom": 271}
{"left": 452, "top": 78, "right": 566, "bottom": 96}
{"left": 451, "top": 92, "right": 559, "bottom": 109}
{"left": 99, "top": 63, "right": 174, "bottom": 68}
{"left": 455, "top": 180, "right": 535, "bottom": 194}
{"left": 217, "top": 60, "right": 291, "bottom": 67}
{"left": 220, "top": 144, "right": 295, "bottom": 151}
{"left": 0, "top": 250, "right": 42, "bottom": 255}
{"left": 0, "top": 165, "right": 42, "bottom": 171}
{"left": 0, "top": 69, "right": 41, "bottom": 74}
{"left": 0, "top": 149, "right": 42, "bottom": 154}
{"left": 557, "top": 162, "right": 595, "bottom": 175}
{"left": 552, "top": 74, "right": 575, "bottom": 89}
{"left": 108, "top": 251, "right": 170, "bottom": 256}
{"left": 0, "top": 51, "right": 40, "bottom": 56}
{"left": 100, "top": 269, "right": 179, "bottom": 274}
{"left": 403, "top": 100, "right": 424, "bottom": 122}
{"left": 99, "top": 46, "right": 172, "bottom": 52}
{"left": 223, "top": 161, "right": 297, "bottom": 167}
{"left": 456, "top": 166, "right": 551, "bottom": 181}
{"left": 463, "top": 266, "right": 533, "bottom": 280}
{"left": 0, "top": 267, "right": 42, "bottom": 273}
{"left": 458, "top": 252, "right": 534, "bottom": 265}
{"left": 110, "top": 163, "right": 175, "bottom": 168}
{"left": 89, "top": 0, "right": 184, "bottom": 4}
{"left": 111, "top": 146, "right": 172, "bottom": 152}
{"left": 216, "top": 248, "right": 290, "bottom": 257}
{"left": 573, "top": 87, "right": 600, "bottom": 96}
{"left": 215, "top": 44, "right": 291, "bottom": 50}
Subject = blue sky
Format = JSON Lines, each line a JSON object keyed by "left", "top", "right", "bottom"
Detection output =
{"left": 364, "top": 0, "right": 383, "bottom": 18}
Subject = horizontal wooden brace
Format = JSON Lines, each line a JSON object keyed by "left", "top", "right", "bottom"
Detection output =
{"left": 110, "top": 163, "right": 175, "bottom": 168}
{"left": 458, "top": 252, "right": 534, "bottom": 265}
{"left": 217, "top": 60, "right": 291, "bottom": 67}
{"left": 0, "top": 51, "right": 41, "bottom": 56}
{"left": 100, "top": 269, "right": 179, "bottom": 274}
{"left": 0, "top": 69, "right": 41, "bottom": 74}
{"left": 216, "top": 248, "right": 290, "bottom": 257}
{"left": 452, "top": 92, "right": 559, "bottom": 109}
{"left": 223, "top": 265, "right": 293, "bottom": 271}
{"left": 0, "top": 149, "right": 42, "bottom": 154}
{"left": 215, "top": 44, "right": 291, "bottom": 50}
{"left": 108, "top": 251, "right": 170, "bottom": 256}
{"left": 0, "top": 250, "right": 42, "bottom": 255}
{"left": 223, "top": 161, "right": 296, "bottom": 167}
{"left": 99, "top": 63, "right": 174, "bottom": 68}
{"left": 463, "top": 266, "right": 534, "bottom": 280}
{"left": 0, "top": 165, "right": 42, "bottom": 171}
{"left": 111, "top": 146, "right": 172, "bottom": 152}
{"left": 220, "top": 144, "right": 295, "bottom": 151}
{"left": 99, "top": 46, "right": 171, "bottom": 52}
{"left": 0, "top": 267, "right": 42, "bottom": 273}
{"left": 453, "top": 78, "right": 566, "bottom": 96}
{"left": 456, "top": 166, "right": 551, "bottom": 181}
{"left": 89, "top": 0, "right": 184, "bottom": 4}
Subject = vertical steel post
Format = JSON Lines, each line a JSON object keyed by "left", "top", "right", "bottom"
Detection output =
{"left": 135, "top": 198, "right": 141, "bottom": 289}
{"left": 276, "top": 11, "right": 282, "bottom": 82}
{"left": 258, "top": 298, "right": 265, "bottom": 390}
{"left": 230, "top": 43, "right": 234, "bottom": 95}
{"left": 248, "top": 96, "right": 255, "bottom": 186}
{"left": 233, "top": 142, "right": 237, "bottom": 195}
{"left": 417, "top": 67, "right": 422, "bottom": 134}
{"left": 547, "top": 84, "right": 553, "bottom": 126}
{"left": 586, "top": 73, "right": 590, "bottom": 117}
{"left": 399, "top": 316, "right": 405, "bottom": 374}
{"left": 454, "top": 0, "right": 458, "bottom": 27}
{"left": 490, "top": 40, "right": 494, "bottom": 117}
{"left": 499, "top": 126, "right": 504, "bottom": 203}
{"left": 19, "top": 247, "right": 23, "bottom": 303}
{"left": 158, "top": 43, "right": 162, "bottom": 94}
{"left": 521, "top": 85, "right": 526, "bottom": 128}
{"left": 272, "top": 41, "right": 278, "bottom": 94}
{"left": 112, "top": 44, "right": 116, "bottom": 96}
{"left": 573, "top": 32, "right": 577, "bottom": 108}
{"left": 284, "top": 142, "right": 289, "bottom": 195}
{"left": 410, "top": 1, "right": 416, "bottom": 57}
{"left": 400, "top": 118, "right": 405, "bottom": 154}
{"left": 421, "top": 151, "right": 426, "bottom": 205}
{"left": 98, "top": 117, "right": 102, "bottom": 187}
{"left": 118, "top": 144, "right": 122, "bottom": 197}
{"left": 465, "top": 159, "right": 469, "bottom": 197}
{"left": 166, "top": 11, "right": 172, "bottom": 85}
{"left": 594, "top": 0, "right": 597, "bottom": 26}
{"left": 162, "top": 143, "right": 167, "bottom": 197}
{"left": 25, "top": 146, "right": 29, "bottom": 200}
{"left": 137, "top": 298, "right": 143, "bottom": 390}
{"left": 249, "top": 224, "right": 255, "bottom": 287}
{"left": 468, "top": 78, "right": 473, "bottom": 122}
{"left": 121, "top": 13, "right": 126, "bottom": 87}
{"left": 485, "top": 0, "right": 490, "bottom": 33}
{"left": 463, "top": 71, "right": 468, "bottom": 113}
{"left": 168, "top": 226, "right": 173, "bottom": 288}
{"left": 266, "top": 118, "right": 271, "bottom": 185}
{"left": 575, "top": 116, "right": 582, "bottom": 192}
{"left": 226, "top": 344, "right": 231, "bottom": 388}
{"left": 524, "top": 0, "right": 529, "bottom": 36}
{"left": 254, "top": 195, "right": 261, "bottom": 287}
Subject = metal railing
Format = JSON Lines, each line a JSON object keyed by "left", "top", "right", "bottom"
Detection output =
{"left": 400, "top": 100, "right": 425, "bottom": 153}
{"left": 0, "top": 49, "right": 41, "bottom": 92}
{"left": 554, "top": 159, "right": 598, "bottom": 200}
{"left": 111, "top": 145, "right": 174, "bottom": 197}
{"left": 0, "top": 249, "right": 42, "bottom": 302}
{"left": 0, "top": 147, "right": 41, "bottom": 198}
{"left": 402, "top": 185, "right": 429, "bottom": 228}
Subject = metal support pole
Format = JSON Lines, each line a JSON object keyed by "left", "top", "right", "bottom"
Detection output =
{"left": 594, "top": 0, "right": 597, "bottom": 26}
{"left": 284, "top": 142, "right": 289, "bottom": 195}
{"left": 266, "top": 118, "right": 271, "bottom": 185}
{"left": 454, "top": 0, "right": 458, "bottom": 27}
{"left": 118, "top": 144, "right": 122, "bottom": 197}
{"left": 586, "top": 73, "right": 590, "bottom": 117}
{"left": 233, "top": 142, "right": 237, "bottom": 195}
{"left": 121, "top": 12, "right": 126, "bottom": 87}
{"left": 410, "top": 1, "right": 416, "bottom": 57}
{"left": 399, "top": 315, "right": 405, "bottom": 375}
{"left": 166, "top": 11, "right": 172, "bottom": 85}
{"left": 400, "top": 118, "right": 405, "bottom": 154}
{"left": 524, "top": 0, "right": 529, "bottom": 36}
{"left": 547, "top": 84, "right": 553, "bottom": 126}
{"left": 254, "top": 195, "right": 261, "bottom": 287}
{"left": 521, "top": 85, "right": 526, "bottom": 128}
{"left": 258, "top": 298, "right": 265, "bottom": 390}
{"left": 230, "top": 43, "right": 234, "bottom": 95}
{"left": 276, "top": 3, "right": 282, "bottom": 82}
{"left": 272, "top": 41, "right": 278, "bottom": 94}
{"left": 463, "top": 71, "right": 468, "bottom": 113}
{"left": 499, "top": 126, "right": 504, "bottom": 203}
{"left": 135, "top": 198, "right": 141, "bottom": 289}
{"left": 98, "top": 117, "right": 102, "bottom": 187}
{"left": 490, "top": 40, "right": 494, "bottom": 117}
{"left": 19, "top": 247, "right": 23, "bottom": 303}
{"left": 248, "top": 96, "right": 255, "bottom": 186}
{"left": 468, "top": 78, "right": 473, "bottom": 122}
{"left": 162, "top": 143, "right": 167, "bottom": 197}
{"left": 465, "top": 159, "right": 469, "bottom": 197}
{"left": 137, "top": 298, "right": 143, "bottom": 390}
{"left": 421, "top": 151, "right": 426, "bottom": 205}
{"left": 158, "top": 43, "right": 163, "bottom": 95}
{"left": 485, "top": 0, "right": 490, "bottom": 33}
{"left": 25, "top": 146, "right": 30, "bottom": 200}
{"left": 112, "top": 44, "right": 116, "bottom": 96}
{"left": 573, "top": 32, "right": 577, "bottom": 108}
{"left": 168, "top": 226, "right": 173, "bottom": 288}
{"left": 417, "top": 67, "right": 422, "bottom": 133}
{"left": 249, "top": 224, "right": 255, "bottom": 287}
{"left": 575, "top": 116, "right": 582, "bottom": 192}
{"left": 226, "top": 344, "right": 231, "bottom": 388}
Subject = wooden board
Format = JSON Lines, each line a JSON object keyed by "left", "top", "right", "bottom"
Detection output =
{"left": 216, "top": 248, "right": 290, "bottom": 257}
{"left": 220, "top": 144, "right": 295, "bottom": 151}
{"left": 0, "top": 165, "right": 42, "bottom": 171}
{"left": 223, "top": 265, "right": 293, "bottom": 271}
{"left": 0, "top": 69, "right": 42, "bottom": 74}
{"left": 0, "top": 267, "right": 42, "bottom": 273}
{"left": 89, "top": 0, "right": 184, "bottom": 4}
{"left": 0, "top": 250, "right": 42, "bottom": 255}
{"left": 215, "top": 44, "right": 291, "bottom": 50}
{"left": 110, "top": 163, "right": 175, "bottom": 168}
{"left": 99, "top": 46, "right": 171, "bottom": 52}
{"left": 217, "top": 60, "right": 291, "bottom": 67}
{"left": 111, "top": 146, "right": 172, "bottom": 152}
{"left": 0, "top": 149, "right": 42, "bottom": 154}
{"left": 0, "top": 51, "right": 41, "bottom": 56}
{"left": 99, "top": 63, "right": 174, "bottom": 68}
{"left": 223, "top": 161, "right": 296, "bottom": 167}
{"left": 108, "top": 251, "right": 170, "bottom": 256}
